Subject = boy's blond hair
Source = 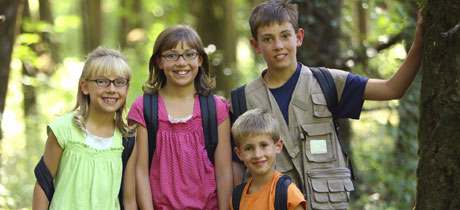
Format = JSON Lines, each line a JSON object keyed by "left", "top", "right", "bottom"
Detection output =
{"left": 231, "top": 109, "right": 280, "bottom": 147}
{"left": 249, "top": 0, "right": 299, "bottom": 40}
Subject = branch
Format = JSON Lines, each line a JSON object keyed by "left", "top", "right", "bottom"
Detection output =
{"left": 441, "top": 21, "right": 460, "bottom": 38}
{"left": 374, "top": 31, "right": 409, "bottom": 52}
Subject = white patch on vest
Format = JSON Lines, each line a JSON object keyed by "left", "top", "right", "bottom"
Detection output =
{"left": 310, "top": 140, "right": 327, "bottom": 154}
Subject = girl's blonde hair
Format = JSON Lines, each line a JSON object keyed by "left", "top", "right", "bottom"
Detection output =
{"left": 73, "top": 46, "right": 133, "bottom": 137}
{"left": 143, "top": 25, "right": 215, "bottom": 95}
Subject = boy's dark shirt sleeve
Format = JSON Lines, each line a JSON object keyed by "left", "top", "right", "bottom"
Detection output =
{"left": 336, "top": 73, "right": 369, "bottom": 119}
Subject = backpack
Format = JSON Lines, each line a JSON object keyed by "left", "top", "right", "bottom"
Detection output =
{"left": 230, "top": 67, "right": 355, "bottom": 179}
{"left": 142, "top": 92, "right": 218, "bottom": 167}
{"left": 232, "top": 175, "right": 292, "bottom": 210}
{"left": 34, "top": 136, "right": 136, "bottom": 210}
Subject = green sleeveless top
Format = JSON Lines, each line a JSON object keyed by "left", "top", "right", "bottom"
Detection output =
{"left": 48, "top": 111, "right": 123, "bottom": 210}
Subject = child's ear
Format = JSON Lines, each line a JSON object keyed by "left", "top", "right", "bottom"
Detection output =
{"left": 296, "top": 28, "right": 304, "bottom": 47}
{"left": 80, "top": 80, "right": 89, "bottom": 95}
{"left": 156, "top": 56, "right": 163, "bottom": 70}
{"left": 275, "top": 139, "right": 283, "bottom": 154}
{"left": 250, "top": 38, "right": 261, "bottom": 54}
{"left": 234, "top": 147, "right": 243, "bottom": 160}
{"left": 198, "top": 54, "right": 203, "bottom": 67}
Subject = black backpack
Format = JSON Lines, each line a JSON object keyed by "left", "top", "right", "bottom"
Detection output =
{"left": 34, "top": 136, "right": 136, "bottom": 210}
{"left": 230, "top": 67, "right": 355, "bottom": 179}
{"left": 232, "top": 175, "right": 292, "bottom": 210}
{"left": 142, "top": 92, "right": 218, "bottom": 167}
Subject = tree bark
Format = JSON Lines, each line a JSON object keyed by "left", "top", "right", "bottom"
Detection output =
{"left": 190, "top": 0, "right": 237, "bottom": 97}
{"left": 81, "top": 0, "right": 102, "bottom": 54}
{"left": 296, "top": 0, "right": 341, "bottom": 67}
{"left": 119, "top": 0, "right": 142, "bottom": 49}
{"left": 0, "top": 0, "right": 20, "bottom": 140}
{"left": 416, "top": 1, "right": 460, "bottom": 209}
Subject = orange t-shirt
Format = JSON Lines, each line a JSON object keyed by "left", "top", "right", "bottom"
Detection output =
{"left": 231, "top": 170, "right": 306, "bottom": 210}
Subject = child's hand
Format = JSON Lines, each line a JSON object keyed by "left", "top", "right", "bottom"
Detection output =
{"left": 415, "top": 9, "right": 423, "bottom": 44}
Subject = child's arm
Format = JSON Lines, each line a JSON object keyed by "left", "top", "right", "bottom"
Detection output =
{"left": 293, "top": 204, "right": 306, "bottom": 210}
{"left": 123, "top": 138, "right": 138, "bottom": 210}
{"left": 215, "top": 117, "right": 233, "bottom": 210}
{"left": 232, "top": 161, "right": 245, "bottom": 187}
{"left": 32, "top": 131, "right": 62, "bottom": 210}
{"left": 135, "top": 125, "right": 155, "bottom": 210}
{"left": 363, "top": 9, "right": 423, "bottom": 100}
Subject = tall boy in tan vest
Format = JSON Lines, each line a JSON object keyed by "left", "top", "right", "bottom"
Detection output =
{"left": 231, "top": 1, "right": 423, "bottom": 209}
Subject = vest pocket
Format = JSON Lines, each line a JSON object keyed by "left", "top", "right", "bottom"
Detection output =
{"left": 307, "top": 168, "right": 354, "bottom": 210}
{"left": 312, "top": 92, "right": 332, "bottom": 118}
{"left": 301, "top": 123, "right": 337, "bottom": 165}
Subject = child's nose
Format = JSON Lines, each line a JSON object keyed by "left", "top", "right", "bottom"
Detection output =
{"left": 273, "top": 38, "right": 283, "bottom": 50}
{"left": 253, "top": 147, "right": 263, "bottom": 158}
{"left": 176, "top": 55, "right": 187, "bottom": 65}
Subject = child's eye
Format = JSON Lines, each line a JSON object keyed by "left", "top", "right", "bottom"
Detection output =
{"left": 244, "top": 146, "right": 253, "bottom": 151}
{"left": 184, "top": 51, "right": 199, "bottom": 60}
{"left": 261, "top": 143, "right": 268, "bottom": 148}
{"left": 163, "top": 53, "right": 179, "bottom": 60}
{"left": 95, "top": 79, "right": 110, "bottom": 86}
{"left": 282, "top": 34, "right": 291, "bottom": 39}
{"left": 262, "top": 37, "right": 272, "bottom": 42}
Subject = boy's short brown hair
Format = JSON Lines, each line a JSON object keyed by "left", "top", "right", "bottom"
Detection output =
{"left": 249, "top": 0, "right": 299, "bottom": 40}
{"left": 231, "top": 109, "right": 280, "bottom": 147}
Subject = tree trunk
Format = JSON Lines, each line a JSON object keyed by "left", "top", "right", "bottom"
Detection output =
{"left": 119, "top": 0, "right": 142, "bottom": 49}
{"left": 416, "top": 1, "right": 460, "bottom": 209}
{"left": 81, "top": 0, "right": 102, "bottom": 54}
{"left": 0, "top": 0, "right": 20, "bottom": 140}
{"left": 296, "top": 0, "right": 341, "bottom": 67}
{"left": 190, "top": 0, "right": 237, "bottom": 97}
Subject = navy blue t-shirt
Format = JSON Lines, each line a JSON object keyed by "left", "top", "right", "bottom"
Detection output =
{"left": 266, "top": 64, "right": 369, "bottom": 124}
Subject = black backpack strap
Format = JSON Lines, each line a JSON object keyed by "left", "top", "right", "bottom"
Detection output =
{"left": 274, "top": 175, "right": 291, "bottom": 210}
{"left": 119, "top": 136, "right": 136, "bottom": 209}
{"left": 231, "top": 182, "right": 248, "bottom": 210}
{"left": 310, "top": 67, "right": 338, "bottom": 117}
{"left": 231, "top": 85, "right": 247, "bottom": 119}
{"left": 310, "top": 67, "right": 356, "bottom": 180}
{"left": 34, "top": 156, "right": 55, "bottom": 203}
{"left": 143, "top": 93, "right": 158, "bottom": 170}
{"left": 199, "top": 94, "right": 218, "bottom": 165}
{"left": 230, "top": 85, "right": 247, "bottom": 162}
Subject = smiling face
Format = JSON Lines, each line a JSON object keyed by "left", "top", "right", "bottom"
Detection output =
{"left": 250, "top": 22, "right": 304, "bottom": 73}
{"left": 157, "top": 41, "right": 202, "bottom": 89}
{"left": 235, "top": 134, "right": 283, "bottom": 180}
{"left": 81, "top": 75, "right": 129, "bottom": 116}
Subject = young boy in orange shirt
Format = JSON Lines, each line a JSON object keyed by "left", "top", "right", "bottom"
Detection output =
{"left": 231, "top": 109, "right": 306, "bottom": 210}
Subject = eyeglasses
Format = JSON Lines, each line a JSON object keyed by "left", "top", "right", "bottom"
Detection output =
{"left": 160, "top": 51, "right": 200, "bottom": 61}
{"left": 87, "top": 78, "right": 129, "bottom": 87}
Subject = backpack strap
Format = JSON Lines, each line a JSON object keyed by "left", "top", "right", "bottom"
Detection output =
{"left": 230, "top": 85, "right": 247, "bottom": 162}
{"left": 231, "top": 85, "right": 247, "bottom": 120}
{"left": 199, "top": 94, "right": 218, "bottom": 164}
{"left": 309, "top": 67, "right": 338, "bottom": 117}
{"left": 34, "top": 156, "right": 55, "bottom": 203}
{"left": 310, "top": 67, "right": 356, "bottom": 180}
{"left": 274, "top": 175, "right": 291, "bottom": 210}
{"left": 231, "top": 181, "right": 247, "bottom": 210}
{"left": 143, "top": 93, "right": 158, "bottom": 170}
{"left": 119, "top": 136, "right": 136, "bottom": 209}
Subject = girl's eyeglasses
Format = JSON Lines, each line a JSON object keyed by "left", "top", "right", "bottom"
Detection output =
{"left": 87, "top": 78, "right": 129, "bottom": 87}
{"left": 160, "top": 51, "right": 199, "bottom": 61}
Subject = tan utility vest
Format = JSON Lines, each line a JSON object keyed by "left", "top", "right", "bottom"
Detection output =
{"left": 242, "top": 64, "right": 355, "bottom": 210}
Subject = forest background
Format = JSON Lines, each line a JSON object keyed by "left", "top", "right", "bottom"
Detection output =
{"left": 0, "top": 0, "right": 431, "bottom": 209}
